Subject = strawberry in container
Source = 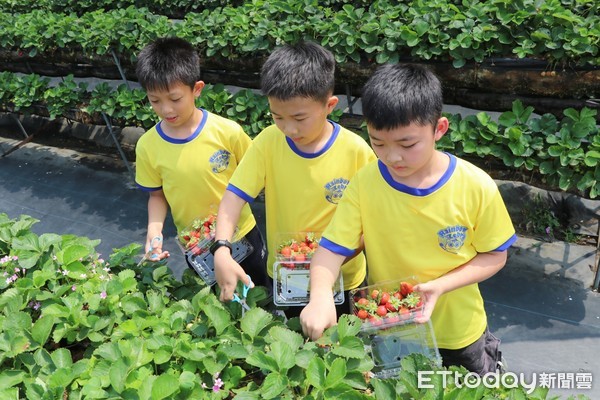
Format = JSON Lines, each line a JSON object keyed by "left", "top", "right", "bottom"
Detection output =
{"left": 351, "top": 280, "right": 425, "bottom": 328}
{"left": 276, "top": 232, "right": 319, "bottom": 269}
{"left": 351, "top": 278, "right": 440, "bottom": 378}
{"left": 178, "top": 214, "right": 217, "bottom": 256}
{"left": 272, "top": 232, "right": 344, "bottom": 306}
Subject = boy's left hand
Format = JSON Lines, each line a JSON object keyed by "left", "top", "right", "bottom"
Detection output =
{"left": 412, "top": 280, "right": 443, "bottom": 324}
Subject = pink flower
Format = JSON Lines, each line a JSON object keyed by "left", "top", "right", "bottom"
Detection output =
{"left": 212, "top": 378, "right": 223, "bottom": 392}
{"left": 100, "top": 291, "right": 107, "bottom": 299}
{"left": 71, "top": 285, "right": 76, "bottom": 291}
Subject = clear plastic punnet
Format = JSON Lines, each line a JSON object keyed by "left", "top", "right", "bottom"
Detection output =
{"left": 362, "top": 319, "right": 441, "bottom": 379}
{"left": 272, "top": 232, "right": 344, "bottom": 306}
{"left": 350, "top": 277, "right": 441, "bottom": 378}
{"left": 176, "top": 214, "right": 253, "bottom": 286}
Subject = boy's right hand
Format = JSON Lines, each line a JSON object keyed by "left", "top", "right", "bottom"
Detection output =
{"left": 145, "top": 235, "right": 169, "bottom": 261}
{"left": 300, "top": 290, "right": 337, "bottom": 341}
{"left": 214, "top": 248, "right": 253, "bottom": 301}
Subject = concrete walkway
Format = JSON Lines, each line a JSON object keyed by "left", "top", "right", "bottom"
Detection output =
{"left": 1, "top": 136, "right": 599, "bottom": 398}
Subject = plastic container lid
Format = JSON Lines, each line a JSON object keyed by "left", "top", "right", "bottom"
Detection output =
{"left": 273, "top": 261, "right": 344, "bottom": 306}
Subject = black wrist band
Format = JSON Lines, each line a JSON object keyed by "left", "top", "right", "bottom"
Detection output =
{"left": 210, "top": 239, "right": 232, "bottom": 255}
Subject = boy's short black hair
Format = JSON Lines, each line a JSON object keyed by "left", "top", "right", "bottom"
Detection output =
{"left": 260, "top": 41, "right": 335, "bottom": 103}
{"left": 362, "top": 64, "right": 443, "bottom": 130}
{"left": 135, "top": 37, "right": 200, "bottom": 92}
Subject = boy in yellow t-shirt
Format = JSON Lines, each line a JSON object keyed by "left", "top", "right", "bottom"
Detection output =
{"left": 300, "top": 64, "right": 517, "bottom": 375}
{"left": 134, "top": 37, "right": 267, "bottom": 287}
{"left": 212, "top": 41, "right": 376, "bottom": 316}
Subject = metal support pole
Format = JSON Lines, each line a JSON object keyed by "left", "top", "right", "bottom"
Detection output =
{"left": 1, "top": 116, "right": 49, "bottom": 158}
{"left": 101, "top": 112, "right": 135, "bottom": 183}
{"left": 344, "top": 83, "right": 360, "bottom": 116}
{"left": 111, "top": 48, "right": 131, "bottom": 90}
{"left": 11, "top": 114, "right": 29, "bottom": 139}
{"left": 593, "top": 219, "right": 600, "bottom": 291}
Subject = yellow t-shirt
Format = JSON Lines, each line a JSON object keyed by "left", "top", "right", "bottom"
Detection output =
{"left": 321, "top": 154, "right": 517, "bottom": 349}
{"left": 135, "top": 109, "right": 255, "bottom": 235}
{"left": 227, "top": 121, "right": 376, "bottom": 289}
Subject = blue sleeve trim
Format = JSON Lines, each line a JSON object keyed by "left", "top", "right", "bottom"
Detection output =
{"left": 320, "top": 237, "right": 355, "bottom": 257}
{"left": 136, "top": 183, "right": 162, "bottom": 192}
{"left": 226, "top": 184, "right": 255, "bottom": 203}
{"left": 493, "top": 234, "right": 518, "bottom": 251}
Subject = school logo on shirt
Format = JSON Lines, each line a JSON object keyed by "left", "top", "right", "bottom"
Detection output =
{"left": 324, "top": 177, "right": 349, "bottom": 204}
{"left": 209, "top": 150, "right": 231, "bottom": 173}
{"left": 438, "top": 225, "right": 467, "bottom": 253}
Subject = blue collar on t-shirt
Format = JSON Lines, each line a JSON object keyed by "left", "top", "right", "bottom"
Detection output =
{"left": 156, "top": 108, "right": 208, "bottom": 144}
{"left": 286, "top": 120, "right": 339, "bottom": 159}
{"left": 378, "top": 152, "right": 457, "bottom": 196}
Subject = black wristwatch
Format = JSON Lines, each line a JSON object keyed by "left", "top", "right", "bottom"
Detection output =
{"left": 210, "top": 239, "right": 232, "bottom": 255}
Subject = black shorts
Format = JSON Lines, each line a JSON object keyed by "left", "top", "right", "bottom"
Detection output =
{"left": 439, "top": 327, "right": 502, "bottom": 375}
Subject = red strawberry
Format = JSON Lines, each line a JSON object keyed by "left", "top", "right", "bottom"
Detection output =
{"left": 293, "top": 253, "right": 306, "bottom": 262}
{"left": 376, "top": 305, "right": 388, "bottom": 317}
{"left": 279, "top": 246, "right": 292, "bottom": 258}
{"left": 385, "top": 296, "right": 402, "bottom": 312}
{"left": 399, "top": 307, "right": 410, "bottom": 320}
{"left": 379, "top": 292, "right": 390, "bottom": 305}
{"left": 357, "top": 309, "right": 369, "bottom": 319}
{"left": 191, "top": 246, "right": 202, "bottom": 256}
{"left": 357, "top": 298, "right": 370, "bottom": 307}
{"left": 400, "top": 282, "right": 414, "bottom": 297}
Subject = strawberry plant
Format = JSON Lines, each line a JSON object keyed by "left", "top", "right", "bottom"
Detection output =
{"left": 0, "top": 213, "right": 589, "bottom": 398}
{"left": 42, "top": 75, "right": 89, "bottom": 120}
{"left": 9, "top": 74, "right": 50, "bottom": 112}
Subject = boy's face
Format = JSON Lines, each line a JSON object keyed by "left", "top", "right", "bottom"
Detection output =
{"left": 268, "top": 96, "right": 338, "bottom": 150}
{"left": 146, "top": 81, "right": 204, "bottom": 131}
{"left": 368, "top": 117, "right": 448, "bottom": 184}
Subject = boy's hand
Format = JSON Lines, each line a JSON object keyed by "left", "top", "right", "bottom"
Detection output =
{"left": 214, "top": 248, "right": 253, "bottom": 301}
{"left": 412, "top": 280, "right": 443, "bottom": 323}
{"left": 300, "top": 290, "right": 337, "bottom": 340}
{"left": 145, "top": 236, "right": 169, "bottom": 261}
